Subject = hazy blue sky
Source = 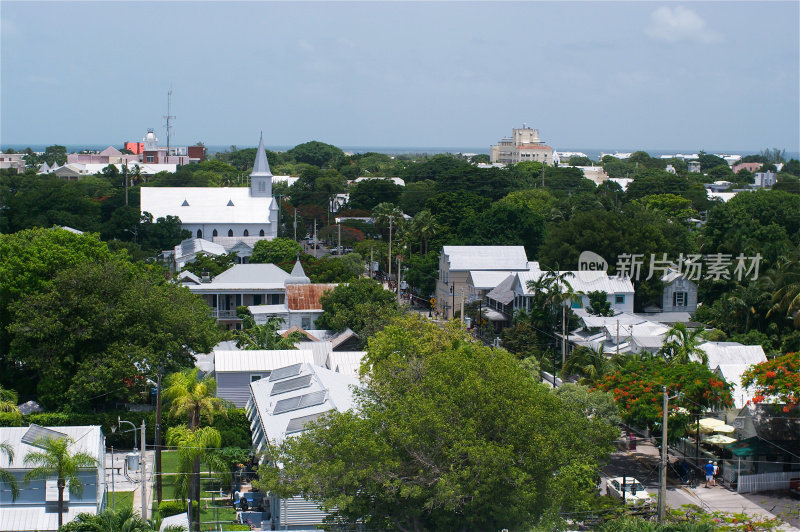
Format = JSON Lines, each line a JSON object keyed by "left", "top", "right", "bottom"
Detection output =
{"left": 2, "top": 1, "right": 798, "bottom": 153}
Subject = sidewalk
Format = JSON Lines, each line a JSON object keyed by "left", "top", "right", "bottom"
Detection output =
{"left": 625, "top": 439, "right": 799, "bottom": 531}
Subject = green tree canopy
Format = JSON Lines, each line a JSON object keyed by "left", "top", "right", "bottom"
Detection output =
{"left": 257, "top": 316, "right": 617, "bottom": 530}
{"left": 250, "top": 237, "right": 304, "bottom": 264}
{"left": 7, "top": 258, "right": 222, "bottom": 409}
{"left": 315, "top": 278, "right": 400, "bottom": 341}
{"left": 347, "top": 178, "right": 403, "bottom": 210}
{"left": 286, "top": 140, "right": 344, "bottom": 168}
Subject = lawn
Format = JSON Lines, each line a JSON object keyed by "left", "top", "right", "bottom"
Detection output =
{"left": 107, "top": 490, "right": 135, "bottom": 513}
{"left": 154, "top": 451, "right": 240, "bottom": 531}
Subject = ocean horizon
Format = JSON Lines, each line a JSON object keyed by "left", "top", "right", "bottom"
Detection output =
{"left": 2, "top": 143, "right": 797, "bottom": 161}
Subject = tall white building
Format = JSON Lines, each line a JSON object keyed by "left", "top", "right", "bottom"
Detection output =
{"left": 490, "top": 125, "right": 554, "bottom": 165}
{"left": 140, "top": 134, "right": 278, "bottom": 240}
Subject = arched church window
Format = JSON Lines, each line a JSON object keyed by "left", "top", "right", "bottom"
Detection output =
{"left": 228, "top": 229, "right": 234, "bottom": 237}
{"left": 197, "top": 229, "right": 202, "bottom": 239}
{"left": 213, "top": 229, "right": 218, "bottom": 237}
{"left": 243, "top": 229, "right": 249, "bottom": 236}
{"left": 259, "top": 229, "right": 265, "bottom": 236}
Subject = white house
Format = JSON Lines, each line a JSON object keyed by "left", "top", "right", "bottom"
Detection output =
{"left": 694, "top": 342, "right": 767, "bottom": 409}
{"left": 182, "top": 263, "right": 290, "bottom": 328}
{"left": 0, "top": 425, "right": 106, "bottom": 532}
{"left": 245, "top": 363, "right": 358, "bottom": 529}
{"left": 140, "top": 134, "right": 278, "bottom": 240}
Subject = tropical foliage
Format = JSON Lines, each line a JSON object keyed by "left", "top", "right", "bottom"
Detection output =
{"left": 234, "top": 316, "right": 304, "bottom": 350}
{"left": 24, "top": 436, "right": 98, "bottom": 529}
{"left": 257, "top": 316, "right": 617, "bottom": 530}
{"left": 59, "top": 506, "right": 186, "bottom": 532}
{"left": 594, "top": 358, "right": 733, "bottom": 435}
{"left": 0, "top": 441, "right": 19, "bottom": 500}
{"left": 741, "top": 351, "right": 800, "bottom": 411}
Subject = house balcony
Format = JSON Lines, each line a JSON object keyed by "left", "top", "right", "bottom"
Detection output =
{"left": 212, "top": 309, "right": 241, "bottom": 320}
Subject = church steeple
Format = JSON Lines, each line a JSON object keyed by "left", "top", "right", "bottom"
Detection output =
{"left": 250, "top": 132, "right": 273, "bottom": 197}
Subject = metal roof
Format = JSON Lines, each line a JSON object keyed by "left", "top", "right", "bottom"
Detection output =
{"left": 213, "top": 350, "right": 315, "bottom": 373}
{"left": 0, "top": 505, "right": 100, "bottom": 532}
{"left": 249, "top": 363, "right": 358, "bottom": 446}
{"left": 174, "top": 238, "right": 226, "bottom": 260}
{"left": 696, "top": 342, "right": 766, "bottom": 367}
{"left": 140, "top": 187, "right": 275, "bottom": 224}
{"left": 516, "top": 268, "right": 634, "bottom": 295}
{"left": 486, "top": 274, "right": 517, "bottom": 305}
{"left": 0, "top": 426, "right": 103, "bottom": 469}
{"left": 468, "top": 270, "right": 520, "bottom": 290}
{"left": 286, "top": 284, "right": 337, "bottom": 311}
{"left": 442, "top": 246, "right": 529, "bottom": 271}
{"left": 325, "top": 351, "right": 366, "bottom": 376}
{"left": 251, "top": 134, "right": 273, "bottom": 177}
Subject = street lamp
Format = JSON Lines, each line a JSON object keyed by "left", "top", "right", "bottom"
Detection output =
{"left": 449, "top": 283, "right": 455, "bottom": 320}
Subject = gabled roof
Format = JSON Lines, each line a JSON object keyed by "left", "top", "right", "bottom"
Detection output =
{"left": 174, "top": 238, "right": 226, "bottom": 260}
{"left": 250, "top": 363, "right": 358, "bottom": 447}
{"left": 178, "top": 270, "right": 202, "bottom": 285}
{"left": 442, "top": 246, "right": 529, "bottom": 271}
{"left": 99, "top": 146, "right": 122, "bottom": 156}
{"left": 330, "top": 328, "right": 359, "bottom": 350}
{"left": 214, "top": 349, "right": 315, "bottom": 372}
{"left": 326, "top": 351, "right": 366, "bottom": 376}
{"left": 251, "top": 134, "right": 273, "bottom": 177}
{"left": 0, "top": 425, "right": 103, "bottom": 469}
{"left": 213, "top": 264, "right": 290, "bottom": 285}
{"left": 140, "top": 187, "right": 274, "bottom": 224}
{"left": 468, "top": 270, "right": 521, "bottom": 290}
{"left": 516, "top": 267, "right": 634, "bottom": 295}
{"left": 281, "top": 326, "right": 320, "bottom": 342}
{"left": 695, "top": 342, "right": 767, "bottom": 367}
{"left": 486, "top": 274, "right": 517, "bottom": 305}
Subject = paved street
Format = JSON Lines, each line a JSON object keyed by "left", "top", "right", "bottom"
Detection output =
{"left": 605, "top": 438, "right": 800, "bottom": 531}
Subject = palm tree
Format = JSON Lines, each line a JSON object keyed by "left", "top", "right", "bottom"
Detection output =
{"left": 563, "top": 345, "right": 623, "bottom": 385}
{"left": 234, "top": 316, "right": 304, "bottom": 350}
{"left": 0, "top": 385, "right": 19, "bottom": 414}
{"left": 61, "top": 506, "right": 186, "bottom": 532}
{"left": 406, "top": 210, "right": 438, "bottom": 255}
{"left": 0, "top": 441, "right": 19, "bottom": 501}
{"left": 166, "top": 425, "right": 227, "bottom": 502}
{"left": 164, "top": 370, "right": 229, "bottom": 532}
{"left": 23, "top": 436, "right": 98, "bottom": 529}
{"left": 766, "top": 258, "right": 800, "bottom": 327}
{"left": 660, "top": 323, "right": 708, "bottom": 365}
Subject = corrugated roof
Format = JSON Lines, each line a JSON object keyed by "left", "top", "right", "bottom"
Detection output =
{"left": 286, "top": 284, "right": 337, "bottom": 311}
{"left": 0, "top": 426, "right": 103, "bottom": 469}
{"left": 174, "top": 238, "right": 226, "bottom": 260}
{"left": 326, "top": 351, "right": 366, "bottom": 376}
{"left": 0, "top": 505, "right": 100, "bottom": 532}
{"left": 696, "top": 342, "right": 767, "bottom": 367}
{"left": 214, "top": 350, "right": 315, "bottom": 372}
{"left": 442, "top": 246, "right": 529, "bottom": 271}
{"left": 486, "top": 274, "right": 517, "bottom": 305}
{"left": 140, "top": 187, "right": 275, "bottom": 224}
{"left": 517, "top": 269, "right": 634, "bottom": 295}
{"left": 281, "top": 326, "right": 320, "bottom": 342}
{"left": 468, "top": 270, "right": 519, "bottom": 290}
{"left": 249, "top": 363, "right": 358, "bottom": 446}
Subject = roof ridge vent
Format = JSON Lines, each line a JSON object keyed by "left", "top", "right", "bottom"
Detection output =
{"left": 181, "top": 199, "right": 189, "bottom": 206}
{"left": 227, "top": 199, "right": 235, "bottom": 206}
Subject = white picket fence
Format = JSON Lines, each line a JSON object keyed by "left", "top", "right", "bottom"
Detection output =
{"left": 737, "top": 470, "right": 800, "bottom": 494}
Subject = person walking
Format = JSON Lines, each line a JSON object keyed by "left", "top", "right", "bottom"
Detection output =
{"left": 712, "top": 461, "right": 719, "bottom": 486}
{"left": 704, "top": 460, "right": 715, "bottom": 488}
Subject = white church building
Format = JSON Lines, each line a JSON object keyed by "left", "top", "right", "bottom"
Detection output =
{"left": 140, "top": 134, "right": 279, "bottom": 240}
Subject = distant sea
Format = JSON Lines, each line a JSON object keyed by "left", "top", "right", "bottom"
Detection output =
{"left": 2, "top": 143, "right": 797, "bottom": 161}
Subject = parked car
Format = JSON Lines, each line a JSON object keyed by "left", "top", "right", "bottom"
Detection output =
{"left": 606, "top": 477, "right": 653, "bottom": 505}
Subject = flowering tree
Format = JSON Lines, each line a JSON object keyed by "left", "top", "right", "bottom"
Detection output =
{"left": 741, "top": 352, "right": 800, "bottom": 412}
{"left": 594, "top": 359, "right": 733, "bottom": 435}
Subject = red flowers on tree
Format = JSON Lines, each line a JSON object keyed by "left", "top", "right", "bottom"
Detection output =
{"left": 742, "top": 352, "right": 800, "bottom": 412}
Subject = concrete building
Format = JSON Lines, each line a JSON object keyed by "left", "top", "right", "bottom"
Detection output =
{"left": 0, "top": 425, "right": 106, "bottom": 532}
{"left": 753, "top": 171, "right": 777, "bottom": 188}
{"left": 490, "top": 125, "right": 554, "bottom": 165}
{"left": 0, "top": 153, "right": 26, "bottom": 173}
{"left": 140, "top": 134, "right": 278, "bottom": 240}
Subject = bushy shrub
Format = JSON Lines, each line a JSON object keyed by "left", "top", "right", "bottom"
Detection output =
{"left": 158, "top": 500, "right": 186, "bottom": 518}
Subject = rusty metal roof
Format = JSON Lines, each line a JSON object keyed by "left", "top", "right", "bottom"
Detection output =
{"left": 286, "top": 283, "right": 337, "bottom": 311}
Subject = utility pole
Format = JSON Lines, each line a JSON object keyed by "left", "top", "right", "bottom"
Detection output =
{"left": 460, "top": 293, "right": 465, "bottom": 324}
{"left": 451, "top": 282, "right": 455, "bottom": 320}
{"left": 562, "top": 299, "right": 567, "bottom": 367}
{"left": 155, "top": 369, "right": 163, "bottom": 504}
{"left": 616, "top": 320, "right": 620, "bottom": 355}
{"left": 397, "top": 255, "right": 402, "bottom": 303}
{"left": 370, "top": 247, "right": 374, "bottom": 279}
{"left": 111, "top": 446, "right": 115, "bottom": 511}
{"left": 313, "top": 219, "right": 317, "bottom": 257}
{"left": 124, "top": 163, "right": 129, "bottom": 206}
{"left": 141, "top": 419, "right": 147, "bottom": 520}
{"left": 293, "top": 209, "right": 297, "bottom": 241}
{"left": 338, "top": 222, "right": 342, "bottom": 257}
{"left": 388, "top": 217, "right": 393, "bottom": 282}
{"left": 658, "top": 387, "right": 668, "bottom": 523}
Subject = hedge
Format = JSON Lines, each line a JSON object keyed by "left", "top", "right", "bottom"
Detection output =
{"left": 0, "top": 408, "right": 251, "bottom": 450}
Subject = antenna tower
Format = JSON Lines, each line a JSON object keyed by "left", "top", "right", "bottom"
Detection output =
{"left": 163, "top": 86, "right": 175, "bottom": 154}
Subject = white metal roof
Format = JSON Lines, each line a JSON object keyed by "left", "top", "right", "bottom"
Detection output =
{"left": 326, "top": 351, "right": 366, "bottom": 376}
{"left": 580, "top": 312, "right": 645, "bottom": 329}
{"left": 140, "top": 187, "right": 275, "bottom": 224}
{"left": 0, "top": 505, "right": 100, "bottom": 532}
{"left": 0, "top": 426, "right": 103, "bottom": 469}
{"left": 250, "top": 363, "right": 358, "bottom": 447}
{"left": 696, "top": 342, "right": 767, "bottom": 368}
{"left": 714, "top": 364, "right": 759, "bottom": 409}
{"left": 442, "top": 246, "right": 529, "bottom": 271}
{"left": 214, "top": 350, "right": 315, "bottom": 373}
{"left": 468, "top": 270, "right": 520, "bottom": 290}
{"left": 516, "top": 269, "right": 634, "bottom": 295}
{"left": 174, "top": 238, "right": 226, "bottom": 260}
{"left": 186, "top": 264, "right": 290, "bottom": 292}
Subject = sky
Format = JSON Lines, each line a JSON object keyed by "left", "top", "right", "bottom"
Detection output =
{"left": 1, "top": 1, "right": 798, "bottom": 153}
